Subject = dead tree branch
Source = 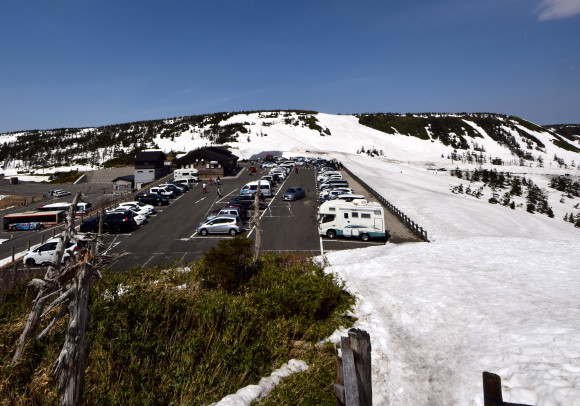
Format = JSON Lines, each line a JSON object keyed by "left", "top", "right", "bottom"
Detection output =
{"left": 11, "top": 192, "right": 119, "bottom": 406}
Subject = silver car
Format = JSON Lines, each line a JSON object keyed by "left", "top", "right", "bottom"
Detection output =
{"left": 197, "top": 215, "right": 242, "bottom": 236}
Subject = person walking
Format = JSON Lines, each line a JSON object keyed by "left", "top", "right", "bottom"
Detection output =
{"left": 217, "top": 186, "right": 222, "bottom": 197}
{"left": 202, "top": 182, "right": 207, "bottom": 194}
{"left": 216, "top": 176, "right": 221, "bottom": 185}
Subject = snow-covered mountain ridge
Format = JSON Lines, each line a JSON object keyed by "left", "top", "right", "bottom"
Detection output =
{"left": 1, "top": 111, "right": 579, "bottom": 173}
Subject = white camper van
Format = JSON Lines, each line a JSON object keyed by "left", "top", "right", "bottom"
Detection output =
{"left": 174, "top": 168, "right": 199, "bottom": 182}
{"left": 239, "top": 180, "right": 272, "bottom": 197}
{"left": 318, "top": 200, "right": 385, "bottom": 241}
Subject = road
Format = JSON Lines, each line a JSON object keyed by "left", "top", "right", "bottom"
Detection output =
{"left": 1, "top": 163, "right": 420, "bottom": 271}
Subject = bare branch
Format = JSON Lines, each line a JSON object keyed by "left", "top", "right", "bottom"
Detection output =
{"left": 37, "top": 306, "right": 68, "bottom": 340}
{"left": 27, "top": 278, "right": 48, "bottom": 290}
{"left": 40, "top": 287, "right": 73, "bottom": 319}
{"left": 12, "top": 193, "right": 81, "bottom": 364}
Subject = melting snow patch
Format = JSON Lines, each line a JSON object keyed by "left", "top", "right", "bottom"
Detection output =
{"left": 211, "top": 359, "right": 308, "bottom": 406}
{"left": 102, "top": 283, "right": 131, "bottom": 300}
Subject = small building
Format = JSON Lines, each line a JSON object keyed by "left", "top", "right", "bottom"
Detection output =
{"left": 173, "top": 147, "right": 238, "bottom": 179}
{"left": 134, "top": 150, "right": 169, "bottom": 188}
{"left": 112, "top": 175, "right": 134, "bottom": 191}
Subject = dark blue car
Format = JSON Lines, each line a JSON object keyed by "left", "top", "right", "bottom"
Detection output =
{"left": 282, "top": 187, "right": 306, "bottom": 201}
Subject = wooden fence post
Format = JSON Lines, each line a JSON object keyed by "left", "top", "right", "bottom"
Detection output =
{"left": 334, "top": 358, "right": 345, "bottom": 406}
{"left": 334, "top": 328, "right": 372, "bottom": 406}
{"left": 483, "top": 372, "right": 534, "bottom": 406}
{"left": 349, "top": 329, "right": 372, "bottom": 405}
{"left": 483, "top": 372, "right": 503, "bottom": 406}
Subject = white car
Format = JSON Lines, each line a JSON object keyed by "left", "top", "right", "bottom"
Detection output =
{"left": 319, "top": 187, "right": 354, "bottom": 199}
{"left": 118, "top": 201, "right": 155, "bottom": 215}
{"left": 23, "top": 236, "right": 89, "bottom": 267}
{"left": 261, "top": 161, "right": 277, "bottom": 168}
{"left": 269, "top": 169, "right": 287, "bottom": 179}
{"left": 320, "top": 189, "right": 354, "bottom": 201}
{"left": 114, "top": 203, "right": 149, "bottom": 218}
{"left": 52, "top": 190, "right": 71, "bottom": 197}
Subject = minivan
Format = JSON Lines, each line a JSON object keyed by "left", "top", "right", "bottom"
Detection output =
{"left": 136, "top": 193, "right": 170, "bottom": 206}
{"left": 79, "top": 210, "right": 138, "bottom": 233}
{"left": 240, "top": 181, "right": 272, "bottom": 197}
{"left": 228, "top": 195, "right": 266, "bottom": 210}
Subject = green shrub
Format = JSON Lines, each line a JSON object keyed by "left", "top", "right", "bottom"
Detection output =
{"left": 199, "top": 235, "right": 255, "bottom": 291}
{"left": 0, "top": 250, "right": 354, "bottom": 405}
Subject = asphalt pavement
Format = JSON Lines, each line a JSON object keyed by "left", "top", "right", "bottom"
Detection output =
{"left": 1, "top": 163, "right": 419, "bottom": 271}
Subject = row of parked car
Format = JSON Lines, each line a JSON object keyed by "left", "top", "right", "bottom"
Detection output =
{"left": 24, "top": 180, "right": 192, "bottom": 266}
{"left": 196, "top": 161, "right": 307, "bottom": 236}
{"left": 314, "top": 161, "right": 387, "bottom": 242}
{"left": 78, "top": 181, "right": 192, "bottom": 234}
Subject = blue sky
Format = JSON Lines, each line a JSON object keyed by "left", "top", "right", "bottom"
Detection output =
{"left": 1, "top": 0, "right": 579, "bottom": 133}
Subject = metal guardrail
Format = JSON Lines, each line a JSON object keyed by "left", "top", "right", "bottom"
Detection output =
{"left": 341, "top": 164, "right": 430, "bottom": 242}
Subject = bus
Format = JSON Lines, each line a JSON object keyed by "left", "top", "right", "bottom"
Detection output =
{"left": 37, "top": 202, "right": 92, "bottom": 216}
{"left": 3, "top": 211, "right": 66, "bottom": 231}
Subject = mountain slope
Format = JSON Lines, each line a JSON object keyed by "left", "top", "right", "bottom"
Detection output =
{"left": 1, "top": 111, "right": 579, "bottom": 173}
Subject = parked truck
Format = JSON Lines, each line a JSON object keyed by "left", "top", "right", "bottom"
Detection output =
{"left": 318, "top": 200, "right": 386, "bottom": 241}
{"left": 173, "top": 168, "right": 199, "bottom": 182}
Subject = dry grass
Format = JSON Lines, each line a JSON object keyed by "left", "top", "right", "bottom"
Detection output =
{"left": 0, "top": 196, "right": 46, "bottom": 211}
{"left": 0, "top": 263, "right": 44, "bottom": 305}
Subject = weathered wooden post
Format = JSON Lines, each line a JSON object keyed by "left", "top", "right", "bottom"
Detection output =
{"left": 350, "top": 329, "right": 372, "bottom": 405}
{"left": 483, "top": 372, "right": 503, "bottom": 406}
{"left": 334, "top": 328, "right": 372, "bottom": 406}
{"left": 483, "top": 372, "right": 534, "bottom": 406}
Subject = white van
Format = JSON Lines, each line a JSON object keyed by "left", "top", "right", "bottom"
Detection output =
{"left": 317, "top": 171, "right": 342, "bottom": 182}
{"left": 318, "top": 200, "right": 385, "bottom": 241}
{"left": 240, "top": 180, "right": 272, "bottom": 197}
{"left": 174, "top": 168, "right": 199, "bottom": 182}
{"left": 150, "top": 186, "right": 175, "bottom": 198}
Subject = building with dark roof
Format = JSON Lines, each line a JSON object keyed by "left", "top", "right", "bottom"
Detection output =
{"left": 173, "top": 147, "right": 238, "bottom": 178}
{"left": 112, "top": 175, "right": 134, "bottom": 190}
{"left": 134, "top": 150, "right": 169, "bottom": 187}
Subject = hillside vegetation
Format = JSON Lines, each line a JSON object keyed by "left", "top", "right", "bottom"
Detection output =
{"left": 1, "top": 111, "right": 579, "bottom": 172}
{"left": 0, "top": 238, "right": 354, "bottom": 405}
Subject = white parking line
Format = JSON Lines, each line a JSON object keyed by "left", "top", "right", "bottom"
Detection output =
{"left": 142, "top": 255, "right": 156, "bottom": 268}
{"left": 246, "top": 173, "right": 290, "bottom": 237}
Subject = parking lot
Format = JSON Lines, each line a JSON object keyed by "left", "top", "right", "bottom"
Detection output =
{"left": 0, "top": 160, "right": 402, "bottom": 272}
